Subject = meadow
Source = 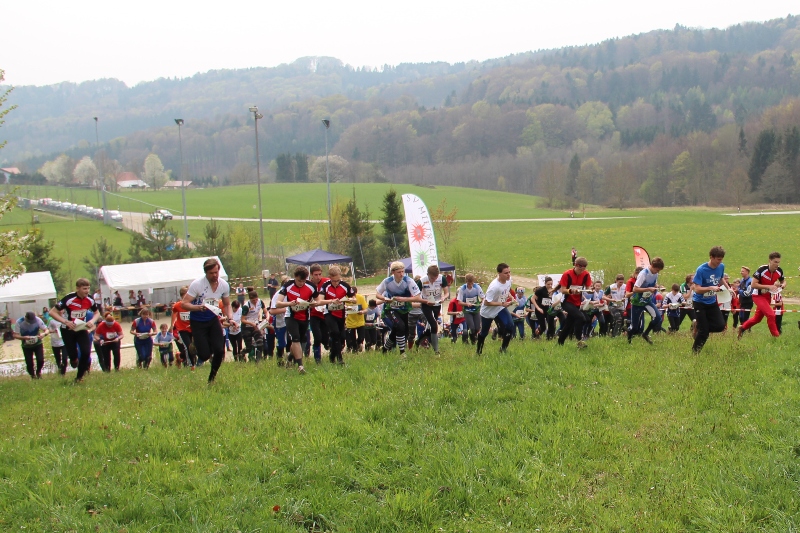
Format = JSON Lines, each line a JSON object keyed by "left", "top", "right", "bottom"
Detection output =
{"left": 2, "top": 327, "right": 800, "bottom": 531}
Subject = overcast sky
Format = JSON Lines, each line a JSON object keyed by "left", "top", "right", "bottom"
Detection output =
{"left": 4, "top": 1, "right": 797, "bottom": 87}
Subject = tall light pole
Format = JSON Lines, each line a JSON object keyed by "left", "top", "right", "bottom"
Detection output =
{"left": 249, "top": 106, "right": 266, "bottom": 288}
{"left": 175, "top": 119, "right": 189, "bottom": 247}
{"left": 322, "top": 119, "right": 331, "bottom": 236}
{"left": 94, "top": 117, "right": 108, "bottom": 225}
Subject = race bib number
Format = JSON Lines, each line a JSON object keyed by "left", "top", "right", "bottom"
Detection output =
{"left": 24, "top": 337, "right": 39, "bottom": 345}
{"left": 641, "top": 291, "right": 652, "bottom": 299}
{"left": 423, "top": 288, "right": 442, "bottom": 300}
{"left": 105, "top": 332, "right": 117, "bottom": 340}
{"left": 541, "top": 298, "right": 552, "bottom": 306}
{"left": 390, "top": 299, "right": 405, "bottom": 309}
{"left": 180, "top": 312, "right": 191, "bottom": 322}
{"left": 328, "top": 301, "right": 344, "bottom": 311}
{"left": 204, "top": 298, "right": 218, "bottom": 308}
{"left": 456, "top": 311, "right": 464, "bottom": 318}
{"left": 72, "top": 310, "right": 87, "bottom": 320}
{"left": 315, "top": 305, "right": 326, "bottom": 313}
{"left": 465, "top": 297, "right": 478, "bottom": 305}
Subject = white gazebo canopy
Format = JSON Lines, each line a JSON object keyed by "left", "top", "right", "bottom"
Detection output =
{"left": 99, "top": 256, "right": 228, "bottom": 305}
{"left": 0, "top": 271, "right": 57, "bottom": 319}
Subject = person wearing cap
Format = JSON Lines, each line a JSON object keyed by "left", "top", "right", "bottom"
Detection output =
{"left": 13, "top": 311, "right": 49, "bottom": 379}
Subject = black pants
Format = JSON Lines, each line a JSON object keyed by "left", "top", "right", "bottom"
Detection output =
{"left": 100, "top": 342, "right": 121, "bottom": 371}
{"left": 364, "top": 327, "right": 378, "bottom": 350}
{"left": 667, "top": 315, "right": 682, "bottom": 332}
{"left": 190, "top": 319, "right": 226, "bottom": 382}
{"left": 535, "top": 311, "right": 556, "bottom": 339}
{"left": 175, "top": 330, "right": 195, "bottom": 367}
{"left": 310, "top": 315, "right": 329, "bottom": 360}
{"left": 692, "top": 301, "right": 726, "bottom": 353}
{"left": 242, "top": 325, "right": 257, "bottom": 361}
{"left": 557, "top": 302, "right": 586, "bottom": 345}
{"left": 52, "top": 345, "right": 67, "bottom": 375}
{"left": 325, "top": 314, "right": 347, "bottom": 363}
{"left": 229, "top": 331, "right": 243, "bottom": 360}
{"left": 678, "top": 307, "right": 697, "bottom": 328}
{"left": 346, "top": 326, "right": 364, "bottom": 352}
{"left": 62, "top": 329, "right": 93, "bottom": 381}
{"left": 383, "top": 310, "right": 410, "bottom": 352}
{"left": 22, "top": 344, "right": 44, "bottom": 378}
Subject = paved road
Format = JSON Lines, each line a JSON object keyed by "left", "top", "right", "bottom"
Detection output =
{"left": 120, "top": 211, "right": 641, "bottom": 227}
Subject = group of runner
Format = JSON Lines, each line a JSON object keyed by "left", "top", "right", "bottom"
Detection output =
{"left": 10, "top": 248, "right": 789, "bottom": 383}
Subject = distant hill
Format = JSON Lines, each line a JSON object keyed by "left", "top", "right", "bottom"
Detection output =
{"left": 4, "top": 15, "right": 800, "bottom": 207}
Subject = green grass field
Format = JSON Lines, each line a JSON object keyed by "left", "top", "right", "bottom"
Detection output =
{"left": 2, "top": 328, "right": 800, "bottom": 531}
{"left": 4, "top": 182, "right": 800, "bottom": 292}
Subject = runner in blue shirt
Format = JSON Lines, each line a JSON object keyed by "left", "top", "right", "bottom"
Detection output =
{"left": 375, "top": 261, "right": 425, "bottom": 356}
{"left": 691, "top": 246, "right": 727, "bottom": 353}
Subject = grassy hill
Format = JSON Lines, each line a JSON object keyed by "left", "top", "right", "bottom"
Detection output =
{"left": 1, "top": 330, "right": 799, "bottom": 531}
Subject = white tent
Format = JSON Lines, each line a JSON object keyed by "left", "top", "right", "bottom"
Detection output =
{"left": 99, "top": 256, "right": 228, "bottom": 306}
{"left": 0, "top": 271, "right": 57, "bottom": 320}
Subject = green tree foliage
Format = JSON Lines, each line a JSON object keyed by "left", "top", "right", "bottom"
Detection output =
{"left": 225, "top": 224, "right": 261, "bottom": 280}
{"left": 195, "top": 219, "right": 229, "bottom": 266}
{"left": 128, "top": 219, "right": 191, "bottom": 263}
{"left": 0, "top": 68, "right": 34, "bottom": 286}
{"left": 748, "top": 130, "right": 777, "bottom": 191}
{"left": 275, "top": 153, "right": 294, "bottom": 182}
{"left": 565, "top": 154, "right": 580, "bottom": 198}
{"left": 80, "top": 237, "right": 123, "bottom": 288}
{"left": 341, "top": 191, "right": 380, "bottom": 272}
{"left": 380, "top": 188, "right": 407, "bottom": 257}
{"left": 22, "top": 229, "right": 67, "bottom": 293}
{"left": 294, "top": 153, "right": 309, "bottom": 182}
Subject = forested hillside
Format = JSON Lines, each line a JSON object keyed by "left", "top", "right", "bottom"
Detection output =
{"left": 5, "top": 15, "right": 800, "bottom": 206}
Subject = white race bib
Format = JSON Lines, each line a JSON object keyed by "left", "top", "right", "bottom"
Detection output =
{"left": 541, "top": 298, "right": 552, "bottom": 306}
{"left": 180, "top": 312, "right": 191, "bottom": 321}
{"left": 390, "top": 300, "right": 405, "bottom": 309}
{"left": 203, "top": 298, "right": 219, "bottom": 308}
{"left": 328, "top": 301, "right": 344, "bottom": 311}
{"left": 24, "top": 337, "right": 39, "bottom": 345}
{"left": 314, "top": 305, "right": 326, "bottom": 313}
{"left": 71, "top": 309, "right": 87, "bottom": 320}
{"left": 465, "top": 297, "right": 478, "bottom": 305}
{"left": 105, "top": 332, "right": 117, "bottom": 340}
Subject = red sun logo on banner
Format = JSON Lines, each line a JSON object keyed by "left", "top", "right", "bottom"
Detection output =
{"left": 410, "top": 223, "right": 428, "bottom": 243}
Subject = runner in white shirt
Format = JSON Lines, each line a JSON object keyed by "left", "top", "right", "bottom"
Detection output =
{"left": 181, "top": 258, "right": 232, "bottom": 384}
{"left": 419, "top": 264, "right": 450, "bottom": 356}
{"left": 476, "top": 263, "right": 515, "bottom": 355}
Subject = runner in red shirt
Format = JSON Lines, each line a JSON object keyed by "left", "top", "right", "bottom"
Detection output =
{"left": 557, "top": 257, "right": 592, "bottom": 348}
{"left": 738, "top": 252, "right": 785, "bottom": 338}
{"left": 319, "top": 265, "right": 355, "bottom": 364}
{"left": 93, "top": 312, "right": 124, "bottom": 371}
{"left": 308, "top": 263, "right": 330, "bottom": 363}
{"left": 274, "top": 266, "right": 327, "bottom": 373}
{"left": 447, "top": 297, "right": 466, "bottom": 343}
{"left": 171, "top": 286, "right": 194, "bottom": 368}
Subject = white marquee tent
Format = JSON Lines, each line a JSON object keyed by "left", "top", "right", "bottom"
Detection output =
{"left": 99, "top": 256, "right": 228, "bottom": 306}
{"left": 0, "top": 271, "right": 57, "bottom": 320}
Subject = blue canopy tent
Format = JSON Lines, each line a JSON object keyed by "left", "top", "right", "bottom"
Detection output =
{"left": 285, "top": 248, "right": 356, "bottom": 283}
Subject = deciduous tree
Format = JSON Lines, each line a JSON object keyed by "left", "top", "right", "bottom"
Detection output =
{"left": 80, "top": 237, "right": 123, "bottom": 288}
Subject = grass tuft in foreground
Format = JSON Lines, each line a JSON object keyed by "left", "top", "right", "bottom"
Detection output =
{"left": 1, "top": 327, "right": 800, "bottom": 531}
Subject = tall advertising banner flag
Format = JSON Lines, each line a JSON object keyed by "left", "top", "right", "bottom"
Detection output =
{"left": 633, "top": 246, "right": 650, "bottom": 270}
{"left": 401, "top": 194, "right": 439, "bottom": 278}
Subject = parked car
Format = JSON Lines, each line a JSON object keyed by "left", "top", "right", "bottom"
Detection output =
{"left": 155, "top": 209, "right": 174, "bottom": 220}
{"left": 107, "top": 210, "right": 123, "bottom": 222}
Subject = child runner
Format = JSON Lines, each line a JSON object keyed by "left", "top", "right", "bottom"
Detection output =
{"left": 662, "top": 284, "right": 686, "bottom": 333}
{"left": 155, "top": 323, "right": 175, "bottom": 367}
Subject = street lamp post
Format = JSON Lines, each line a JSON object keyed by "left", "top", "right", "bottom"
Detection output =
{"left": 174, "top": 119, "right": 189, "bottom": 248}
{"left": 94, "top": 117, "right": 109, "bottom": 225}
{"left": 322, "top": 119, "right": 331, "bottom": 236}
{"left": 249, "top": 106, "right": 266, "bottom": 289}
